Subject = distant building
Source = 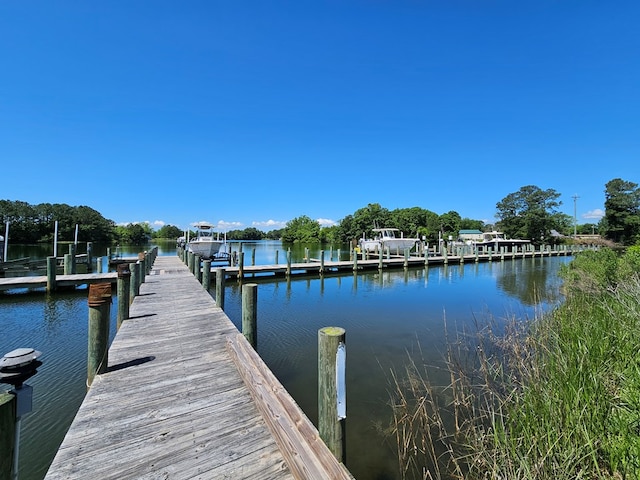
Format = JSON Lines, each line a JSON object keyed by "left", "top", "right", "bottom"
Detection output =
{"left": 458, "top": 229, "right": 484, "bottom": 242}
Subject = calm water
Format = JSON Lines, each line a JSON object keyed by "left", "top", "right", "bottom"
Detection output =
{"left": 0, "top": 241, "right": 569, "bottom": 480}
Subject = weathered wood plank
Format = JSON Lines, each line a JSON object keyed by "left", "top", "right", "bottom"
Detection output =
{"left": 227, "top": 332, "right": 354, "bottom": 480}
{"left": 45, "top": 256, "right": 297, "bottom": 480}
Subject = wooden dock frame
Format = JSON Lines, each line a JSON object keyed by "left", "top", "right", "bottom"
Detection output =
{"left": 44, "top": 255, "right": 353, "bottom": 480}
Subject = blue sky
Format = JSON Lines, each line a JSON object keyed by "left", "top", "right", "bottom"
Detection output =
{"left": 1, "top": 2, "right": 637, "bottom": 232}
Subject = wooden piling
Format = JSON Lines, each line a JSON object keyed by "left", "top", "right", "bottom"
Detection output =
{"left": 87, "top": 283, "right": 112, "bottom": 387}
{"left": 215, "top": 268, "right": 225, "bottom": 309}
{"left": 242, "top": 283, "right": 258, "bottom": 349}
{"left": 320, "top": 250, "right": 325, "bottom": 274}
{"left": 286, "top": 249, "right": 291, "bottom": 276}
{"left": 318, "top": 326, "right": 346, "bottom": 463}
{"left": 0, "top": 393, "right": 15, "bottom": 480}
{"left": 238, "top": 251, "right": 245, "bottom": 279}
{"left": 202, "top": 259, "right": 211, "bottom": 291}
{"left": 138, "top": 252, "right": 146, "bottom": 284}
{"left": 130, "top": 261, "right": 140, "bottom": 304}
{"left": 194, "top": 255, "right": 202, "bottom": 282}
{"left": 46, "top": 256, "right": 57, "bottom": 292}
{"left": 68, "top": 244, "right": 77, "bottom": 274}
{"left": 116, "top": 264, "right": 130, "bottom": 330}
{"left": 63, "top": 253, "right": 73, "bottom": 275}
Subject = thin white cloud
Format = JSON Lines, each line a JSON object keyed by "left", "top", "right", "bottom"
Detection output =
{"left": 583, "top": 209, "right": 604, "bottom": 220}
{"left": 217, "top": 220, "right": 243, "bottom": 231}
{"left": 252, "top": 219, "right": 287, "bottom": 230}
{"left": 317, "top": 218, "right": 337, "bottom": 227}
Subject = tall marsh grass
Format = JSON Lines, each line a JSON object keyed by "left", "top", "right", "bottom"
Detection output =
{"left": 389, "top": 247, "right": 640, "bottom": 479}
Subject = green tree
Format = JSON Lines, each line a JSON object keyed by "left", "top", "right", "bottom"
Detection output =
{"left": 337, "top": 203, "right": 391, "bottom": 242}
{"left": 154, "top": 225, "right": 183, "bottom": 239}
{"left": 438, "top": 211, "right": 462, "bottom": 239}
{"left": 601, "top": 178, "right": 640, "bottom": 245}
{"left": 495, "top": 185, "right": 563, "bottom": 244}
{"left": 114, "top": 223, "right": 149, "bottom": 245}
{"left": 281, "top": 215, "right": 321, "bottom": 243}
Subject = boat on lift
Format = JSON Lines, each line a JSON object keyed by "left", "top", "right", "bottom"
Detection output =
{"left": 471, "top": 231, "right": 530, "bottom": 251}
{"left": 187, "top": 222, "right": 226, "bottom": 260}
{"left": 359, "top": 228, "right": 419, "bottom": 254}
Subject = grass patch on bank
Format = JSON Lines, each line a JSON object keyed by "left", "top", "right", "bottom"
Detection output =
{"left": 389, "top": 247, "right": 640, "bottom": 479}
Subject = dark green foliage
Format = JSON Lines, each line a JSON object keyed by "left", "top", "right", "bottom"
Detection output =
{"left": 495, "top": 185, "right": 568, "bottom": 244}
{"left": 601, "top": 178, "right": 640, "bottom": 245}
{"left": 0, "top": 200, "right": 116, "bottom": 243}
{"left": 226, "top": 227, "right": 265, "bottom": 240}
{"left": 153, "top": 225, "right": 183, "bottom": 239}
{"left": 281, "top": 215, "right": 321, "bottom": 243}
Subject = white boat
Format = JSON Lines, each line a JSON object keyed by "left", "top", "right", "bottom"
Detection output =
{"left": 187, "top": 222, "right": 225, "bottom": 260}
{"left": 472, "top": 231, "right": 530, "bottom": 251}
{"left": 359, "top": 228, "right": 418, "bottom": 254}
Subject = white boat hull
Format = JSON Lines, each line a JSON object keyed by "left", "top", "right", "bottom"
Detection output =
{"left": 360, "top": 238, "right": 417, "bottom": 253}
{"left": 188, "top": 240, "right": 224, "bottom": 259}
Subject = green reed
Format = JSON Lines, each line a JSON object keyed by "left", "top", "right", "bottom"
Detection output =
{"left": 389, "top": 247, "right": 640, "bottom": 479}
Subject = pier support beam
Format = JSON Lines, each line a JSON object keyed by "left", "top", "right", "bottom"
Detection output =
{"left": 215, "top": 268, "right": 225, "bottom": 309}
{"left": 202, "top": 259, "right": 211, "bottom": 291}
{"left": 117, "top": 264, "right": 131, "bottom": 330}
{"left": 46, "top": 256, "right": 57, "bottom": 292}
{"left": 242, "top": 283, "right": 258, "bottom": 349}
{"left": 87, "top": 283, "right": 112, "bottom": 387}
{"left": 318, "top": 326, "right": 346, "bottom": 463}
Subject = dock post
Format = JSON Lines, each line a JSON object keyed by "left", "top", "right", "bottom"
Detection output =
{"left": 130, "top": 261, "right": 140, "bottom": 302}
{"left": 286, "top": 249, "right": 291, "bottom": 276}
{"left": 63, "top": 253, "right": 73, "bottom": 275}
{"left": 138, "top": 253, "right": 146, "bottom": 284}
{"left": 194, "top": 255, "right": 202, "bottom": 282}
{"left": 352, "top": 249, "right": 358, "bottom": 271}
{"left": 318, "top": 326, "right": 346, "bottom": 463}
{"left": 46, "top": 256, "right": 57, "bottom": 292}
{"left": 202, "top": 259, "right": 211, "bottom": 291}
{"left": 86, "top": 242, "right": 93, "bottom": 271}
{"left": 96, "top": 256, "right": 103, "bottom": 273}
{"left": 379, "top": 250, "right": 384, "bottom": 270}
{"left": 68, "top": 244, "right": 77, "bottom": 274}
{"left": 238, "top": 251, "right": 245, "bottom": 279}
{"left": 116, "top": 264, "right": 130, "bottom": 330}
{"left": 320, "top": 250, "right": 325, "bottom": 275}
{"left": 215, "top": 268, "right": 225, "bottom": 309}
{"left": 275, "top": 249, "right": 279, "bottom": 265}
{"left": 404, "top": 249, "right": 409, "bottom": 268}
{"left": 252, "top": 248, "right": 256, "bottom": 266}
{"left": 87, "top": 283, "right": 111, "bottom": 387}
{"left": 443, "top": 247, "right": 448, "bottom": 264}
{"left": 242, "top": 283, "right": 258, "bottom": 349}
{"left": 0, "top": 393, "right": 16, "bottom": 480}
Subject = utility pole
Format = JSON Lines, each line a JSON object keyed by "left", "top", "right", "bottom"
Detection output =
{"left": 572, "top": 194, "right": 579, "bottom": 237}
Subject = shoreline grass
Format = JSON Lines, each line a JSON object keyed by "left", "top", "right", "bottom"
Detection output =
{"left": 389, "top": 247, "right": 640, "bottom": 479}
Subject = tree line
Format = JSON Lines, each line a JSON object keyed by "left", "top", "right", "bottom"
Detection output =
{"left": 1, "top": 177, "right": 638, "bottom": 246}
{"left": 281, "top": 178, "right": 640, "bottom": 246}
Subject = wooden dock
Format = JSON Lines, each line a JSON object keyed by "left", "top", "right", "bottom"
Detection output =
{"left": 0, "top": 246, "right": 579, "bottom": 293}
{"left": 0, "top": 272, "right": 117, "bottom": 292}
{"left": 44, "top": 255, "right": 352, "bottom": 480}
{"left": 221, "top": 247, "right": 577, "bottom": 280}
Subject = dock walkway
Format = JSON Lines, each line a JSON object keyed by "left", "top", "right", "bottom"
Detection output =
{"left": 45, "top": 256, "right": 351, "bottom": 480}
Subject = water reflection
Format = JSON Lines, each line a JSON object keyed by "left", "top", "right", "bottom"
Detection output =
{"left": 2, "top": 245, "right": 570, "bottom": 480}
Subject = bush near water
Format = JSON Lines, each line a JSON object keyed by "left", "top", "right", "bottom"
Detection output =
{"left": 390, "top": 245, "right": 640, "bottom": 479}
